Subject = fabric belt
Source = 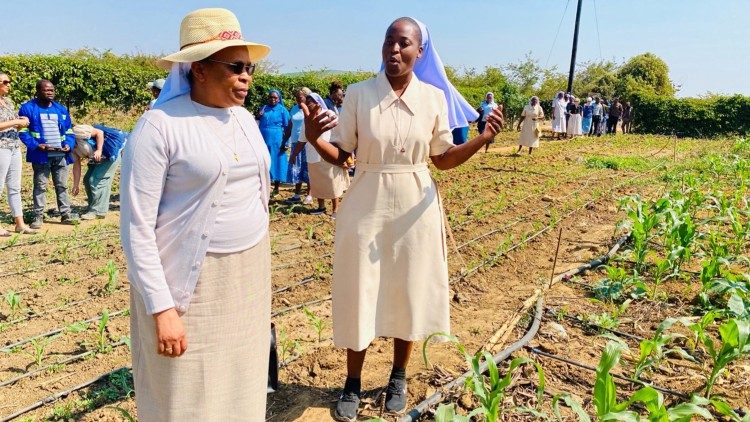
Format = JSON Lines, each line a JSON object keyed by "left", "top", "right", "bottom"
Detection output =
{"left": 356, "top": 162, "right": 428, "bottom": 174}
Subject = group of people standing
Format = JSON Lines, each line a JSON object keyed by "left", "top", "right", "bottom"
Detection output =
{"left": 0, "top": 75, "right": 121, "bottom": 234}
{"left": 552, "top": 91, "right": 633, "bottom": 138}
{"left": 259, "top": 83, "right": 349, "bottom": 217}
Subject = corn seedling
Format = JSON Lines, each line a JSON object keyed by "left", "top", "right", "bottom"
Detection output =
{"left": 55, "top": 240, "right": 74, "bottom": 263}
{"left": 4, "top": 289, "right": 21, "bottom": 314}
{"left": 551, "top": 393, "right": 590, "bottom": 422}
{"left": 101, "top": 260, "right": 119, "bottom": 294}
{"left": 423, "top": 333, "right": 546, "bottom": 422}
{"left": 87, "top": 239, "right": 105, "bottom": 258}
{"left": 305, "top": 224, "right": 315, "bottom": 241}
{"left": 631, "top": 317, "right": 696, "bottom": 381}
{"left": 92, "top": 309, "right": 112, "bottom": 354}
{"left": 302, "top": 306, "right": 326, "bottom": 342}
{"left": 277, "top": 327, "right": 300, "bottom": 362}
{"left": 702, "top": 318, "right": 750, "bottom": 397}
{"left": 25, "top": 335, "right": 58, "bottom": 368}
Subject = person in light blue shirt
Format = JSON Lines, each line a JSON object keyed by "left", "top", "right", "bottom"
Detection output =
{"left": 582, "top": 97, "right": 593, "bottom": 134}
{"left": 286, "top": 87, "right": 312, "bottom": 204}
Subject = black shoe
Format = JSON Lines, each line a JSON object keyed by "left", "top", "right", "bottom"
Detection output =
{"left": 60, "top": 213, "right": 80, "bottom": 225}
{"left": 29, "top": 215, "right": 44, "bottom": 230}
{"left": 385, "top": 377, "right": 407, "bottom": 413}
{"left": 309, "top": 207, "right": 326, "bottom": 216}
{"left": 333, "top": 390, "right": 360, "bottom": 422}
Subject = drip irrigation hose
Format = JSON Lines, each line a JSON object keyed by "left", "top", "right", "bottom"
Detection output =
{"left": 399, "top": 298, "right": 544, "bottom": 422}
{"left": 525, "top": 346, "right": 688, "bottom": 399}
{"left": 1, "top": 308, "right": 129, "bottom": 353}
{"left": 399, "top": 233, "right": 631, "bottom": 421}
{"left": 0, "top": 366, "right": 131, "bottom": 422}
{"left": 0, "top": 338, "right": 128, "bottom": 388}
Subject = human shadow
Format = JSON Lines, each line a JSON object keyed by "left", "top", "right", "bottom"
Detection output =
{"left": 267, "top": 382, "right": 387, "bottom": 421}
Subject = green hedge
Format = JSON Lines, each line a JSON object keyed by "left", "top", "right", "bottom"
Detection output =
{"left": 632, "top": 93, "right": 750, "bottom": 137}
{"left": 0, "top": 52, "right": 165, "bottom": 113}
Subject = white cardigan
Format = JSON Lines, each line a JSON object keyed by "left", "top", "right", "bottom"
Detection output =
{"left": 120, "top": 94, "right": 270, "bottom": 315}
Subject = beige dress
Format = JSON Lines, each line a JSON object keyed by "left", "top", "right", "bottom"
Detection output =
{"left": 330, "top": 72, "right": 454, "bottom": 351}
{"left": 302, "top": 128, "right": 350, "bottom": 199}
{"left": 519, "top": 104, "right": 544, "bottom": 148}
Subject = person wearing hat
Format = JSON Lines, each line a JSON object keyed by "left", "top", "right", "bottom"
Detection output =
{"left": 146, "top": 78, "right": 165, "bottom": 110}
{"left": 120, "top": 8, "right": 272, "bottom": 420}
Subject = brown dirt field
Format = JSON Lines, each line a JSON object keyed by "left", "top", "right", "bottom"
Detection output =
{"left": 0, "top": 133, "right": 745, "bottom": 421}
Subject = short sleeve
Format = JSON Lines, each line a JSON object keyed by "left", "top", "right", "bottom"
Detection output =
{"left": 521, "top": 107, "right": 527, "bottom": 117}
{"left": 429, "top": 91, "right": 454, "bottom": 157}
{"left": 330, "top": 86, "right": 358, "bottom": 152}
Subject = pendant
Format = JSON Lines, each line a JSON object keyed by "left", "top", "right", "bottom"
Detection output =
{"left": 233, "top": 153, "right": 239, "bottom": 162}
{"left": 400, "top": 147, "right": 406, "bottom": 153}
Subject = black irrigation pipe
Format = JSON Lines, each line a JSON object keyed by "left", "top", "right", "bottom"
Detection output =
{"left": 271, "top": 252, "right": 332, "bottom": 271}
{"left": 526, "top": 346, "right": 689, "bottom": 400}
{"left": 543, "top": 308, "right": 645, "bottom": 342}
{"left": 271, "top": 295, "right": 331, "bottom": 318}
{"left": 0, "top": 227, "right": 120, "bottom": 252}
{"left": 0, "top": 236, "right": 122, "bottom": 280}
{"left": 272, "top": 276, "right": 317, "bottom": 295}
{"left": 1, "top": 308, "right": 128, "bottom": 353}
{"left": 0, "top": 232, "right": 121, "bottom": 267}
{"left": 400, "top": 232, "right": 633, "bottom": 420}
{"left": 399, "top": 297, "right": 545, "bottom": 422}
{"left": 5, "top": 282, "right": 129, "bottom": 327}
{"left": 0, "top": 338, "right": 128, "bottom": 388}
{"left": 454, "top": 172, "right": 618, "bottom": 251}
{"left": 0, "top": 365, "right": 131, "bottom": 422}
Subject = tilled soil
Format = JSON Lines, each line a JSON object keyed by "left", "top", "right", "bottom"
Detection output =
{"left": 0, "top": 133, "right": 741, "bottom": 421}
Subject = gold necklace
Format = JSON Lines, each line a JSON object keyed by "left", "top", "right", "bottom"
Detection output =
{"left": 390, "top": 98, "right": 412, "bottom": 153}
{"left": 216, "top": 112, "right": 240, "bottom": 162}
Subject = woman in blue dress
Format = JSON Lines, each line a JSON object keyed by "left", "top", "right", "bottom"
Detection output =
{"left": 258, "top": 89, "right": 291, "bottom": 195}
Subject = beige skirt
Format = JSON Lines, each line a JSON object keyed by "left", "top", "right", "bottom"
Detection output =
{"left": 308, "top": 161, "right": 350, "bottom": 199}
{"left": 130, "top": 236, "right": 271, "bottom": 422}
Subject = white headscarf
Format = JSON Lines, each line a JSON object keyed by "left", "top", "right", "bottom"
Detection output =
{"left": 152, "top": 62, "right": 192, "bottom": 107}
{"left": 381, "top": 18, "right": 479, "bottom": 129}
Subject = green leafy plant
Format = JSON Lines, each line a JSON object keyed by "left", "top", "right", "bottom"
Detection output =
{"left": 702, "top": 318, "right": 750, "bottom": 397}
{"left": 4, "top": 289, "right": 21, "bottom": 314}
{"left": 302, "top": 307, "right": 326, "bottom": 342}
{"left": 5, "top": 233, "right": 20, "bottom": 247}
{"left": 423, "top": 333, "right": 545, "bottom": 422}
{"left": 101, "top": 260, "right": 119, "bottom": 295}
{"left": 92, "top": 309, "right": 112, "bottom": 354}
{"left": 277, "top": 327, "right": 300, "bottom": 363}
{"left": 25, "top": 335, "right": 59, "bottom": 368}
{"left": 631, "top": 317, "right": 695, "bottom": 381}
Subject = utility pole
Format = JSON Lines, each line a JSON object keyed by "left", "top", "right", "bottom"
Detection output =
{"left": 567, "top": 0, "right": 583, "bottom": 93}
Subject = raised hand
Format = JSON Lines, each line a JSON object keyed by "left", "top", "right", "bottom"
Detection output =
{"left": 480, "top": 108, "right": 504, "bottom": 141}
{"left": 302, "top": 102, "right": 338, "bottom": 144}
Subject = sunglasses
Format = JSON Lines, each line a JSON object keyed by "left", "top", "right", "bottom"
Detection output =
{"left": 205, "top": 58, "right": 256, "bottom": 76}
{"left": 0, "top": 81, "right": 10, "bottom": 86}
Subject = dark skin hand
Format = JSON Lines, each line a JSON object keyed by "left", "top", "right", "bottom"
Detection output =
{"left": 303, "top": 20, "right": 503, "bottom": 170}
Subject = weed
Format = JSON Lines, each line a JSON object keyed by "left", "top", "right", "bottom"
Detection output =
{"left": 277, "top": 327, "right": 300, "bottom": 362}
{"left": 5, "top": 233, "right": 20, "bottom": 247}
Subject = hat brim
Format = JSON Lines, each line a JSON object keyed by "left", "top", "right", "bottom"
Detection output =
{"left": 157, "top": 39, "right": 271, "bottom": 69}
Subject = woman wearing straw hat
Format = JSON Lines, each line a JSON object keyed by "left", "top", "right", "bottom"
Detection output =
{"left": 303, "top": 17, "right": 503, "bottom": 421}
{"left": 120, "top": 8, "right": 272, "bottom": 421}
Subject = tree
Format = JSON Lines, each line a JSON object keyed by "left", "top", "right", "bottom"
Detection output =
{"left": 615, "top": 53, "right": 675, "bottom": 100}
{"left": 574, "top": 60, "right": 618, "bottom": 98}
{"left": 504, "top": 52, "right": 544, "bottom": 97}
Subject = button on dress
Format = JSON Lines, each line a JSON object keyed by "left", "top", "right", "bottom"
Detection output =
{"left": 330, "top": 72, "right": 454, "bottom": 351}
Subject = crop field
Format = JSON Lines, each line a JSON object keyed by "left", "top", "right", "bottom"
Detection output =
{"left": 0, "top": 131, "right": 748, "bottom": 421}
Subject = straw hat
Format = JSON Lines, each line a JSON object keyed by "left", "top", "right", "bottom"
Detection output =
{"left": 157, "top": 8, "right": 270, "bottom": 69}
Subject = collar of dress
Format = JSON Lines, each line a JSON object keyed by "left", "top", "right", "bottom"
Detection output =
{"left": 377, "top": 71, "right": 419, "bottom": 116}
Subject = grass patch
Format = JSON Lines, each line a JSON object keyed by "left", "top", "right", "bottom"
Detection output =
{"left": 585, "top": 155, "right": 653, "bottom": 171}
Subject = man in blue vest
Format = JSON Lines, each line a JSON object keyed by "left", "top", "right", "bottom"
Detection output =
{"left": 18, "top": 80, "right": 79, "bottom": 228}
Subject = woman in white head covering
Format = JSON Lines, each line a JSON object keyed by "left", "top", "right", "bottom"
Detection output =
{"left": 551, "top": 91, "right": 568, "bottom": 139}
{"left": 302, "top": 17, "right": 504, "bottom": 421}
{"left": 566, "top": 96, "right": 583, "bottom": 138}
{"left": 516, "top": 96, "right": 544, "bottom": 154}
{"left": 120, "top": 8, "right": 272, "bottom": 420}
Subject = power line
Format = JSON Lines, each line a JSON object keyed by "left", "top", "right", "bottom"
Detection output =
{"left": 545, "top": 0, "right": 572, "bottom": 69}
{"left": 593, "top": 0, "right": 604, "bottom": 61}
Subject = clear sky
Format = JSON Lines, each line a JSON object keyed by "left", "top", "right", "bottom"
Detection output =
{"left": 0, "top": 0, "right": 746, "bottom": 97}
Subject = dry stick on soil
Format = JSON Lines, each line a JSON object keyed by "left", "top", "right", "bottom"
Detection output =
{"left": 549, "top": 227, "right": 564, "bottom": 289}
{"left": 0, "top": 366, "right": 131, "bottom": 422}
